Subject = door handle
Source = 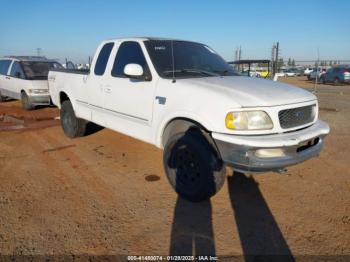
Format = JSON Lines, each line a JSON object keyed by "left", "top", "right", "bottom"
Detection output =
{"left": 5, "top": 76, "right": 10, "bottom": 80}
{"left": 104, "top": 86, "right": 112, "bottom": 93}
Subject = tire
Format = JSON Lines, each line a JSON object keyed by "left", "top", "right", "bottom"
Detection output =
{"left": 163, "top": 128, "right": 226, "bottom": 202}
{"left": 0, "top": 90, "right": 4, "bottom": 102}
{"left": 60, "top": 100, "right": 87, "bottom": 138}
{"left": 307, "top": 75, "right": 311, "bottom": 81}
{"left": 21, "top": 92, "right": 34, "bottom": 110}
{"left": 321, "top": 76, "right": 326, "bottom": 84}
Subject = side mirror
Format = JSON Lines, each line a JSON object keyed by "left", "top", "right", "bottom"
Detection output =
{"left": 124, "top": 63, "right": 144, "bottom": 79}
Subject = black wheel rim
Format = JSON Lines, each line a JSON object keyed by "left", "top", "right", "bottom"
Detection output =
{"left": 172, "top": 146, "right": 201, "bottom": 190}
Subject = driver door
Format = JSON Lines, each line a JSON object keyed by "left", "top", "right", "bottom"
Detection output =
{"left": 102, "top": 41, "right": 156, "bottom": 140}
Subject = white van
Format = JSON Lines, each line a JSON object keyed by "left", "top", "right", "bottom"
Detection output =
{"left": 0, "top": 56, "right": 63, "bottom": 110}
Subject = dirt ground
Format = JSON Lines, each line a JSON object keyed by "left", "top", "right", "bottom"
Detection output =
{"left": 0, "top": 77, "right": 349, "bottom": 260}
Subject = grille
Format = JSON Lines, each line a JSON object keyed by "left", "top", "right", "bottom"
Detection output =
{"left": 279, "top": 105, "right": 315, "bottom": 129}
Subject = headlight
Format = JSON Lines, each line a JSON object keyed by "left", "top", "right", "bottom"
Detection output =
{"left": 225, "top": 111, "right": 273, "bottom": 130}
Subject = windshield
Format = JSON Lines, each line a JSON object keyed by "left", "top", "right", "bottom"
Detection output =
{"left": 144, "top": 40, "right": 238, "bottom": 78}
{"left": 21, "top": 61, "right": 63, "bottom": 80}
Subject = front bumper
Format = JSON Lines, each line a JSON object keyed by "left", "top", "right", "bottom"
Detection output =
{"left": 28, "top": 94, "right": 51, "bottom": 105}
{"left": 212, "top": 120, "right": 330, "bottom": 173}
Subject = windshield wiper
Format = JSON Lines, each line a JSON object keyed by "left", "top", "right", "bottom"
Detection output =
{"left": 213, "top": 69, "right": 231, "bottom": 76}
{"left": 163, "top": 69, "right": 219, "bottom": 77}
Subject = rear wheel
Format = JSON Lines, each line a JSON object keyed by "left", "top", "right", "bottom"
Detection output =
{"left": 21, "top": 91, "right": 34, "bottom": 110}
{"left": 60, "top": 100, "right": 87, "bottom": 138}
{"left": 163, "top": 128, "right": 226, "bottom": 202}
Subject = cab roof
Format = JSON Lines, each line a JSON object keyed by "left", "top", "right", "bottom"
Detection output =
{"left": 105, "top": 37, "right": 183, "bottom": 41}
{"left": 102, "top": 37, "right": 204, "bottom": 45}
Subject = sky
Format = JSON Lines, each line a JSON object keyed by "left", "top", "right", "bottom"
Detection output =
{"left": 0, "top": 0, "right": 349, "bottom": 64}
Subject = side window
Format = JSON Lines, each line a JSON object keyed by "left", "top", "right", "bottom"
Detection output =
{"left": 10, "top": 62, "right": 25, "bottom": 79}
{"left": 0, "top": 60, "right": 12, "bottom": 75}
{"left": 111, "top": 41, "right": 149, "bottom": 78}
{"left": 94, "top": 42, "right": 114, "bottom": 76}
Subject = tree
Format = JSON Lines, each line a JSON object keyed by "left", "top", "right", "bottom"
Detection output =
{"left": 287, "top": 58, "right": 292, "bottom": 66}
{"left": 291, "top": 59, "right": 296, "bottom": 67}
{"left": 277, "top": 58, "right": 285, "bottom": 69}
{"left": 329, "top": 61, "right": 332, "bottom": 66}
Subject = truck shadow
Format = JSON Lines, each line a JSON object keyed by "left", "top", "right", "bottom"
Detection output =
{"left": 169, "top": 197, "right": 216, "bottom": 256}
{"left": 227, "top": 172, "right": 295, "bottom": 261}
{"left": 169, "top": 172, "right": 294, "bottom": 261}
{"left": 84, "top": 122, "right": 104, "bottom": 136}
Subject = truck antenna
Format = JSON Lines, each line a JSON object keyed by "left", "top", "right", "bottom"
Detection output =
{"left": 171, "top": 40, "right": 176, "bottom": 83}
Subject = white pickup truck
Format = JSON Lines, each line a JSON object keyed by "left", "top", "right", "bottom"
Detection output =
{"left": 48, "top": 37, "right": 330, "bottom": 202}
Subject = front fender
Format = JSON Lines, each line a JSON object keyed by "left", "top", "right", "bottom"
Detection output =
{"left": 155, "top": 111, "right": 216, "bottom": 148}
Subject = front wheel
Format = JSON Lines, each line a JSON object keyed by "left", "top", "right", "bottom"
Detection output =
{"left": 60, "top": 100, "right": 87, "bottom": 138}
{"left": 163, "top": 129, "right": 226, "bottom": 202}
{"left": 0, "top": 90, "right": 5, "bottom": 102}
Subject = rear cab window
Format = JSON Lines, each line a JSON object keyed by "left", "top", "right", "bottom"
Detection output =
{"left": 0, "top": 60, "right": 13, "bottom": 75}
{"left": 94, "top": 42, "right": 114, "bottom": 76}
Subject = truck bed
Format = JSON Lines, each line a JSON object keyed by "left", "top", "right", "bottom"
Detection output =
{"left": 48, "top": 69, "right": 88, "bottom": 108}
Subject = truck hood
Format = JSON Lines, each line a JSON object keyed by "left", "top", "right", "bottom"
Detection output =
{"left": 181, "top": 76, "right": 316, "bottom": 107}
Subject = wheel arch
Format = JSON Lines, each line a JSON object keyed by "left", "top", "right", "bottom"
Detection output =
{"left": 59, "top": 91, "right": 70, "bottom": 107}
{"left": 158, "top": 117, "right": 212, "bottom": 149}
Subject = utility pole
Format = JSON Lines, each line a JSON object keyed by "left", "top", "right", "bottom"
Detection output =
{"left": 271, "top": 42, "right": 279, "bottom": 77}
{"left": 36, "top": 48, "right": 42, "bottom": 57}
{"left": 271, "top": 43, "right": 276, "bottom": 75}
{"left": 275, "top": 41, "right": 279, "bottom": 72}
{"left": 238, "top": 46, "right": 242, "bottom": 72}
{"left": 234, "top": 46, "right": 242, "bottom": 72}
{"left": 314, "top": 47, "right": 320, "bottom": 93}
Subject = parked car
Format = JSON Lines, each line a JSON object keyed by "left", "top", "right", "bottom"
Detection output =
{"left": 304, "top": 67, "right": 313, "bottom": 76}
{"left": 284, "top": 69, "right": 297, "bottom": 77}
{"left": 238, "top": 70, "right": 259, "bottom": 77}
{"left": 48, "top": 37, "right": 330, "bottom": 202}
{"left": 308, "top": 68, "right": 327, "bottom": 81}
{"left": 0, "top": 56, "right": 63, "bottom": 109}
{"left": 295, "top": 68, "right": 304, "bottom": 76}
{"left": 255, "top": 69, "right": 270, "bottom": 78}
{"left": 275, "top": 71, "right": 286, "bottom": 77}
{"left": 320, "top": 65, "right": 350, "bottom": 85}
